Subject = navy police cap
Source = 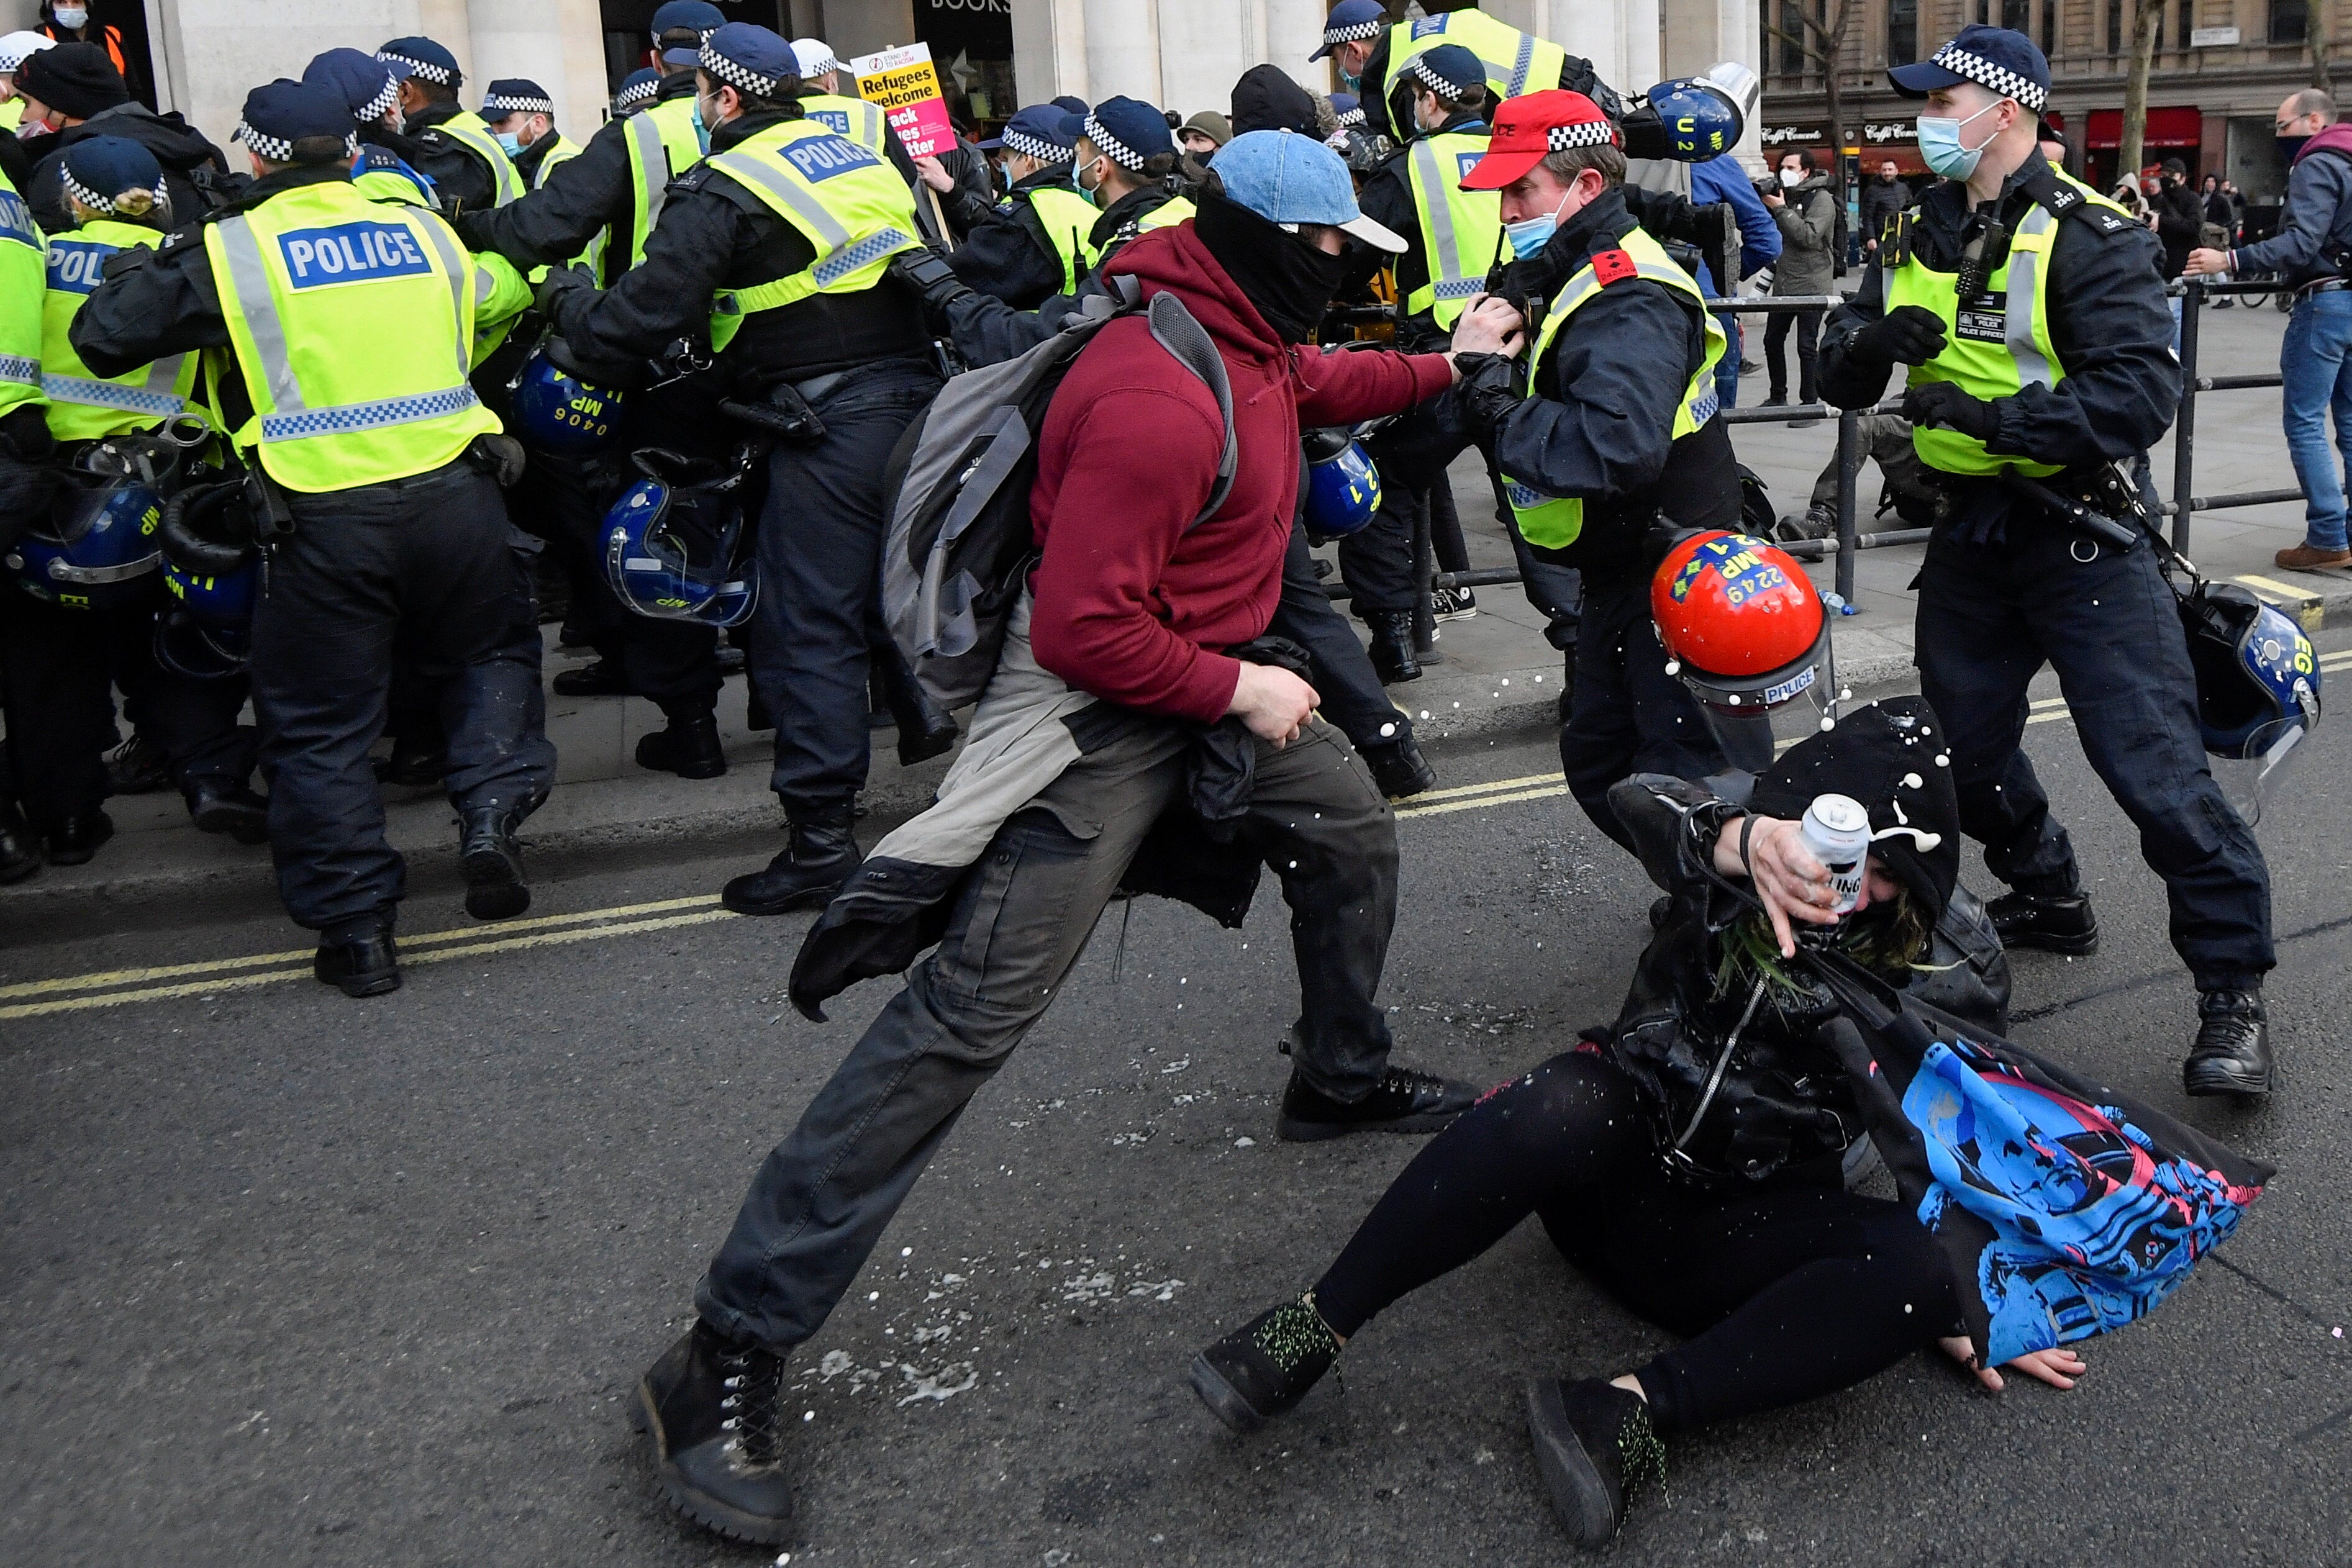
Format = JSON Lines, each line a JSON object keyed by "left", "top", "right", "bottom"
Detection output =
{"left": 1403, "top": 42, "right": 1484, "bottom": 101}
{"left": 1888, "top": 24, "right": 2048, "bottom": 113}
{"left": 236, "top": 78, "right": 359, "bottom": 163}
{"left": 376, "top": 36, "right": 461, "bottom": 90}
{"left": 1312, "top": 0, "right": 1387, "bottom": 62}
{"left": 481, "top": 79, "right": 555, "bottom": 117}
{"left": 650, "top": 2, "right": 725, "bottom": 39}
{"left": 1079, "top": 94, "right": 1174, "bottom": 171}
{"left": 302, "top": 47, "right": 401, "bottom": 124}
{"left": 698, "top": 22, "right": 799, "bottom": 101}
{"left": 980, "top": 104, "right": 1076, "bottom": 160}
{"left": 60, "top": 134, "right": 163, "bottom": 212}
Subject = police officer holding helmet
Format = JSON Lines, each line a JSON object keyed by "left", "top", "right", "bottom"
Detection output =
{"left": 538, "top": 22, "right": 943, "bottom": 917}
{"left": 1819, "top": 25, "right": 2277, "bottom": 1095}
{"left": 71, "top": 79, "right": 555, "bottom": 996}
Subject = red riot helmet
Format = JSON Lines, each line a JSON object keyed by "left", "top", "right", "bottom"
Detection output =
{"left": 1651, "top": 529, "right": 1841, "bottom": 773}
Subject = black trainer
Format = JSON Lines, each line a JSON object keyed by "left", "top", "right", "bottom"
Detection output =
{"left": 1365, "top": 611, "right": 1421, "bottom": 683}
{"left": 635, "top": 712, "right": 727, "bottom": 779}
{"left": 1187, "top": 1293, "right": 1340, "bottom": 1433}
{"left": 553, "top": 658, "right": 631, "bottom": 698}
{"left": 104, "top": 733, "right": 170, "bottom": 794}
{"left": 314, "top": 929, "right": 399, "bottom": 997}
{"left": 1276, "top": 1063, "right": 1478, "bottom": 1142}
{"left": 458, "top": 807, "right": 530, "bottom": 920}
{"left": 1360, "top": 735, "right": 1437, "bottom": 800}
{"left": 1525, "top": 1377, "right": 1666, "bottom": 1550}
{"left": 2185, "top": 988, "right": 2273, "bottom": 1097}
{"left": 1987, "top": 888, "right": 2100, "bottom": 955}
{"left": 185, "top": 779, "right": 270, "bottom": 844}
{"left": 720, "top": 807, "right": 861, "bottom": 915}
{"left": 635, "top": 1321, "right": 794, "bottom": 1546}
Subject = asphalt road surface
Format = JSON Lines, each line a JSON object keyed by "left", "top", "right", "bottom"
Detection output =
{"left": 6, "top": 638, "right": 2351, "bottom": 1568}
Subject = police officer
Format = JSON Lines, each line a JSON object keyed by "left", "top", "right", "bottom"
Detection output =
{"left": 375, "top": 37, "right": 520, "bottom": 212}
{"left": 1316, "top": 0, "right": 1618, "bottom": 148}
{"left": 1445, "top": 91, "right": 1740, "bottom": 850}
{"left": 1820, "top": 25, "right": 2276, "bottom": 1095}
{"left": 1067, "top": 96, "right": 1193, "bottom": 262}
{"left": 482, "top": 79, "right": 576, "bottom": 193}
{"left": 937, "top": 104, "right": 1091, "bottom": 307}
{"left": 70, "top": 79, "right": 556, "bottom": 995}
{"left": 303, "top": 47, "right": 438, "bottom": 208}
{"left": 0, "top": 32, "right": 53, "bottom": 134}
{"left": 538, "top": 23, "right": 942, "bottom": 915}
{"left": 613, "top": 67, "right": 661, "bottom": 119}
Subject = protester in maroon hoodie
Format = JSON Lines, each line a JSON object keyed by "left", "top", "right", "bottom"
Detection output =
{"left": 630, "top": 129, "right": 1527, "bottom": 1544}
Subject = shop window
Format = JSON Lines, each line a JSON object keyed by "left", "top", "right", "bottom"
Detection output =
{"left": 1888, "top": 0, "right": 1917, "bottom": 64}
{"left": 2108, "top": 0, "right": 2123, "bottom": 52}
{"left": 2271, "top": 0, "right": 2309, "bottom": 43}
{"left": 2002, "top": 0, "right": 2030, "bottom": 31}
{"left": 2041, "top": 0, "right": 2056, "bottom": 58}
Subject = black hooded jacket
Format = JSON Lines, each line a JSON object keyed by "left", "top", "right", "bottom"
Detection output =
{"left": 1602, "top": 696, "right": 2010, "bottom": 1187}
{"left": 947, "top": 162, "right": 1079, "bottom": 308}
{"left": 401, "top": 99, "right": 504, "bottom": 216}
{"left": 27, "top": 101, "right": 232, "bottom": 234}
{"left": 1229, "top": 65, "right": 1328, "bottom": 138}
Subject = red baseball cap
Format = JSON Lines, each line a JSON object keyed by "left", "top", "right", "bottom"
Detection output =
{"left": 1460, "top": 89, "right": 1620, "bottom": 190}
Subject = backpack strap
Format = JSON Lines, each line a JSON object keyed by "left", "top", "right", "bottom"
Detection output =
{"left": 1143, "top": 290, "right": 1237, "bottom": 528}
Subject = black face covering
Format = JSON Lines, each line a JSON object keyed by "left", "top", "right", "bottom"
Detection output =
{"left": 1193, "top": 188, "right": 1348, "bottom": 345}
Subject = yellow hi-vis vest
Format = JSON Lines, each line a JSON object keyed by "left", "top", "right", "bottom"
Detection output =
{"left": 1502, "top": 226, "right": 1725, "bottom": 550}
{"left": 1884, "top": 169, "right": 2125, "bottom": 478}
{"left": 435, "top": 108, "right": 524, "bottom": 207}
{"left": 1136, "top": 194, "right": 1195, "bottom": 232}
{"left": 525, "top": 132, "right": 605, "bottom": 279}
{"left": 203, "top": 180, "right": 527, "bottom": 492}
{"left": 1405, "top": 130, "right": 1502, "bottom": 328}
{"left": 801, "top": 93, "right": 890, "bottom": 156}
{"left": 42, "top": 217, "right": 200, "bottom": 441}
{"left": 0, "top": 175, "right": 46, "bottom": 420}
{"left": 0, "top": 99, "right": 23, "bottom": 132}
{"left": 701, "top": 120, "right": 922, "bottom": 354}
{"left": 1024, "top": 184, "right": 1101, "bottom": 294}
{"left": 1383, "top": 11, "right": 1568, "bottom": 108}
{"left": 620, "top": 93, "right": 706, "bottom": 273}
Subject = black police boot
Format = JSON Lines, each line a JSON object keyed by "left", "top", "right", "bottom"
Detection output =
{"left": 374, "top": 743, "right": 446, "bottom": 789}
{"left": 1525, "top": 1377, "right": 1668, "bottom": 1550}
{"left": 0, "top": 798, "right": 40, "bottom": 884}
{"left": 715, "top": 645, "right": 748, "bottom": 678}
{"left": 314, "top": 928, "right": 400, "bottom": 998}
{"left": 633, "top": 1320, "right": 794, "bottom": 1545}
{"left": 1189, "top": 1293, "right": 1342, "bottom": 1434}
{"left": 1365, "top": 611, "right": 1421, "bottom": 684}
{"left": 1276, "top": 1063, "right": 1478, "bottom": 1142}
{"left": 552, "top": 658, "right": 631, "bottom": 698}
{"left": 104, "top": 733, "right": 170, "bottom": 794}
{"left": 636, "top": 710, "right": 727, "bottom": 780}
{"left": 876, "top": 653, "right": 960, "bottom": 767}
{"left": 45, "top": 810, "right": 114, "bottom": 867}
{"left": 184, "top": 779, "right": 271, "bottom": 845}
{"left": 459, "top": 806, "right": 530, "bottom": 920}
{"left": 1360, "top": 735, "right": 1437, "bottom": 800}
{"left": 2185, "top": 988, "right": 2273, "bottom": 1097}
{"left": 720, "top": 806, "right": 861, "bottom": 916}
{"left": 1986, "top": 887, "right": 2100, "bottom": 956}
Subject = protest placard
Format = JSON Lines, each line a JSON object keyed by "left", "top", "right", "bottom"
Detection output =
{"left": 850, "top": 42, "right": 956, "bottom": 160}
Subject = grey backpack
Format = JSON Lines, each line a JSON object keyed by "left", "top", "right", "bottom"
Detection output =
{"left": 878, "top": 284, "right": 1237, "bottom": 710}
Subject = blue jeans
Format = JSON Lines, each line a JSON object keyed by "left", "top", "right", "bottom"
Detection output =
{"left": 2281, "top": 289, "right": 2352, "bottom": 551}
{"left": 1712, "top": 310, "right": 1740, "bottom": 410}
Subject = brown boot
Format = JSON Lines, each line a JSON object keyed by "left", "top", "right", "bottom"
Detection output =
{"left": 2275, "top": 541, "right": 2352, "bottom": 571}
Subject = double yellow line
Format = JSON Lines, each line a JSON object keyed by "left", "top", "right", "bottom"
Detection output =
{"left": 11, "top": 647, "right": 2345, "bottom": 1022}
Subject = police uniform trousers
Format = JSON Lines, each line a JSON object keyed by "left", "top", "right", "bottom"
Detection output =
{"left": 0, "top": 590, "right": 255, "bottom": 828}
{"left": 1915, "top": 516, "right": 2273, "bottom": 990}
{"left": 1272, "top": 515, "right": 1413, "bottom": 754}
{"left": 1561, "top": 564, "right": 1727, "bottom": 852}
{"left": 750, "top": 358, "right": 942, "bottom": 813}
{"left": 249, "top": 461, "right": 556, "bottom": 935}
{"left": 694, "top": 712, "right": 1401, "bottom": 1351}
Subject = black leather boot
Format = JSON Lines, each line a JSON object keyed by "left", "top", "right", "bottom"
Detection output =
{"left": 184, "top": 779, "right": 271, "bottom": 845}
{"left": 44, "top": 810, "right": 113, "bottom": 866}
{"left": 874, "top": 646, "right": 959, "bottom": 766}
{"left": 636, "top": 710, "right": 727, "bottom": 779}
{"left": 1359, "top": 735, "right": 1437, "bottom": 799}
{"left": 373, "top": 742, "right": 445, "bottom": 789}
{"left": 1276, "top": 1063, "right": 1477, "bottom": 1141}
{"left": 2185, "top": 988, "right": 2273, "bottom": 1097}
{"left": 458, "top": 806, "right": 530, "bottom": 920}
{"left": 1525, "top": 1377, "right": 1667, "bottom": 1549}
{"left": 0, "top": 798, "right": 39, "bottom": 884}
{"left": 633, "top": 1321, "right": 794, "bottom": 1544}
{"left": 720, "top": 806, "right": 861, "bottom": 915}
{"left": 1986, "top": 888, "right": 2100, "bottom": 956}
{"left": 552, "top": 658, "right": 631, "bottom": 697}
{"left": 1189, "top": 1294, "right": 1342, "bottom": 1433}
{"left": 1364, "top": 610, "right": 1421, "bottom": 684}
{"left": 314, "top": 928, "right": 400, "bottom": 997}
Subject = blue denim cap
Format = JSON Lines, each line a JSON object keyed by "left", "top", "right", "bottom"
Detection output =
{"left": 1209, "top": 128, "right": 1407, "bottom": 252}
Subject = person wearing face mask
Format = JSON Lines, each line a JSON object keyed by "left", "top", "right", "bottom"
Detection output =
{"left": 935, "top": 103, "right": 1091, "bottom": 307}
{"left": 370, "top": 37, "right": 518, "bottom": 213}
{"left": 1066, "top": 96, "right": 1197, "bottom": 254}
{"left": 2187, "top": 88, "right": 2352, "bottom": 571}
{"left": 1760, "top": 148, "right": 1838, "bottom": 418}
{"left": 36, "top": 2, "right": 140, "bottom": 110}
{"left": 1327, "top": 0, "right": 1620, "bottom": 149}
{"left": 0, "top": 32, "right": 55, "bottom": 134}
{"left": 1822, "top": 25, "right": 2278, "bottom": 1099}
{"left": 539, "top": 23, "right": 952, "bottom": 911}
{"left": 1445, "top": 91, "right": 1741, "bottom": 854}
{"left": 16, "top": 41, "right": 228, "bottom": 235}
{"left": 632, "top": 127, "right": 1517, "bottom": 1544}
{"left": 480, "top": 79, "right": 573, "bottom": 191}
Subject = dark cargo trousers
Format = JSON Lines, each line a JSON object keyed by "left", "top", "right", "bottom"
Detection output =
{"left": 250, "top": 461, "right": 555, "bottom": 935}
{"left": 696, "top": 716, "right": 1401, "bottom": 1350}
{"left": 1561, "top": 567, "right": 1728, "bottom": 851}
{"left": 1915, "top": 519, "right": 2273, "bottom": 990}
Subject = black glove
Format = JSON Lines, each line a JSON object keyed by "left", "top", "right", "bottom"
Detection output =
{"left": 532, "top": 262, "right": 595, "bottom": 319}
{"left": 1900, "top": 381, "right": 2000, "bottom": 443}
{"left": 1841, "top": 304, "right": 1948, "bottom": 368}
{"left": 1451, "top": 352, "right": 1519, "bottom": 430}
{"left": 888, "top": 246, "right": 972, "bottom": 326}
{"left": 468, "top": 433, "right": 529, "bottom": 487}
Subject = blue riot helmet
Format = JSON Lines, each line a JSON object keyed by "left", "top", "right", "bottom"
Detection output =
{"left": 2181, "top": 582, "right": 2321, "bottom": 824}
{"left": 1617, "top": 62, "right": 1750, "bottom": 163}
{"left": 602, "top": 448, "right": 761, "bottom": 626}
{"left": 5, "top": 475, "right": 163, "bottom": 610}
{"left": 155, "top": 476, "right": 258, "bottom": 676}
{"left": 511, "top": 335, "right": 626, "bottom": 458}
{"left": 1301, "top": 427, "right": 1381, "bottom": 540}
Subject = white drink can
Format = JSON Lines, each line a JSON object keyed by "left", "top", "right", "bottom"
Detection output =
{"left": 1799, "top": 793, "right": 1871, "bottom": 916}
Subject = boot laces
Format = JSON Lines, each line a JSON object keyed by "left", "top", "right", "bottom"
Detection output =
{"left": 1250, "top": 1293, "right": 1340, "bottom": 1376}
{"left": 715, "top": 1343, "right": 786, "bottom": 1467}
{"left": 1614, "top": 1399, "right": 1669, "bottom": 1507}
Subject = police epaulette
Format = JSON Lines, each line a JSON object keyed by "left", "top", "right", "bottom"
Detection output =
{"left": 671, "top": 164, "right": 714, "bottom": 194}
{"left": 2017, "top": 163, "right": 2138, "bottom": 238}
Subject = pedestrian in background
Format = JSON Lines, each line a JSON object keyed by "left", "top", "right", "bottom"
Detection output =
{"left": 1689, "top": 148, "right": 1778, "bottom": 412}
{"left": 1858, "top": 156, "right": 1912, "bottom": 260}
{"left": 2189, "top": 88, "right": 2352, "bottom": 570}
{"left": 1761, "top": 147, "right": 1835, "bottom": 419}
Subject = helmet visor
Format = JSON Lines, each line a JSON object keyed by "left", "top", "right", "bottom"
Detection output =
{"left": 1676, "top": 619, "right": 1842, "bottom": 773}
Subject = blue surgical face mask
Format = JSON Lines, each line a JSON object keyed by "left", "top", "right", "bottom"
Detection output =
{"left": 494, "top": 131, "right": 524, "bottom": 157}
{"left": 1073, "top": 154, "right": 1103, "bottom": 205}
{"left": 1915, "top": 99, "right": 2003, "bottom": 180}
{"left": 1502, "top": 189, "right": 1574, "bottom": 261}
{"left": 1339, "top": 67, "right": 1361, "bottom": 92}
{"left": 691, "top": 95, "right": 714, "bottom": 153}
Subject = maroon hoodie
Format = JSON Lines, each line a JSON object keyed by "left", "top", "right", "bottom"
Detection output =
{"left": 1026, "top": 223, "right": 1454, "bottom": 722}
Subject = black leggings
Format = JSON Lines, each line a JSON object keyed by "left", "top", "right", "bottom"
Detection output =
{"left": 1312, "top": 1051, "right": 1956, "bottom": 1433}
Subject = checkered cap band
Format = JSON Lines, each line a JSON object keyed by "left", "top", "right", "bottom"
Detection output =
{"left": 378, "top": 50, "right": 453, "bottom": 86}
{"left": 1930, "top": 42, "right": 2046, "bottom": 111}
{"left": 1002, "top": 128, "right": 1066, "bottom": 163}
{"left": 1405, "top": 55, "right": 1474, "bottom": 99}
{"left": 797, "top": 44, "right": 838, "bottom": 77}
{"left": 1322, "top": 18, "right": 1384, "bottom": 45}
{"left": 699, "top": 40, "right": 784, "bottom": 100}
{"left": 1335, "top": 105, "right": 1366, "bottom": 128}
{"left": 61, "top": 166, "right": 139, "bottom": 214}
{"left": 481, "top": 91, "right": 553, "bottom": 116}
{"left": 235, "top": 120, "right": 360, "bottom": 163}
{"left": 1545, "top": 119, "right": 1619, "bottom": 150}
{"left": 1082, "top": 112, "right": 1156, "bottom": 170}
{"left": 615, "top": 78, "right": 660, "bottom": 111}
{"left": 355, "top": 71, "right": 401, "bottom": 125}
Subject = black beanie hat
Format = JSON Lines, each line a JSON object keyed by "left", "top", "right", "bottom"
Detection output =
{"left": 19, "top": 41, "right": 126, "bottom": 121}
{"left": 1747, "top": 695, "right": 1961, "bottom": 925}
